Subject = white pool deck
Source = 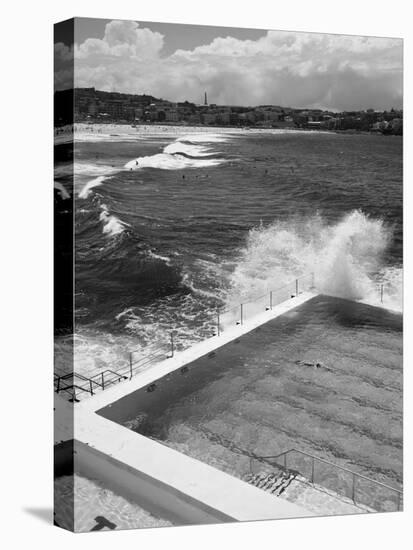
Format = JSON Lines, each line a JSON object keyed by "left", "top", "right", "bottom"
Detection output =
{"left": 55, "top": 291, "right": 322, "bottom": 525}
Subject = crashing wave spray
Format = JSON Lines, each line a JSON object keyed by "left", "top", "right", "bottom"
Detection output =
{"left": 225, "top": 210, "right": 402, "bottom": 311}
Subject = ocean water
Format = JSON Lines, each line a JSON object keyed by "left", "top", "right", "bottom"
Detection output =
{"left": 54, "top": 126, "right": 402, "bottom": 378}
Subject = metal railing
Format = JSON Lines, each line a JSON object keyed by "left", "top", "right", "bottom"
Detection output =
{"left": 54, "top": 370, "right": 128, "bottom": 401}
{"left": 249, "top": 448, "right": 402, "bottom": 512}
{"left": 214, "top": 273, "right": 315, "bottom": 335}
{"left": 55, "top": 273, "right": 316, "bottom": 401}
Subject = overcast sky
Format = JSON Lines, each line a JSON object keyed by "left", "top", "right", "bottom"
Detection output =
{"left": 55, "top": 18, "right": 403, "bottom": 111}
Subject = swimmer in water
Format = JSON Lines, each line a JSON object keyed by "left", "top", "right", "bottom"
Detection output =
{"left": 295, "top": 360, "right": 325, "bottom": 369}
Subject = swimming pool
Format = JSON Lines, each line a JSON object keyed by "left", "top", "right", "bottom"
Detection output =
{"left": 98, "top": 295, "right": 402, "bottom": 512}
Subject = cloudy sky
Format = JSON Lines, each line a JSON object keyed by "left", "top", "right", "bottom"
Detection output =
{"left": 55, "top": 18, "right": 403, "bottom": 111}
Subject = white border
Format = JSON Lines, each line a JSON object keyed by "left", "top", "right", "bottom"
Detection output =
{"left": 2, "top": 1, "right": 410, "bottom": 549}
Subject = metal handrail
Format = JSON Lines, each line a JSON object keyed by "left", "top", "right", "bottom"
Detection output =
{"left": 249, "top": 448, "right": 402, "bottom": 510}
{"left": 55, "top": 273, "right": 316, "bottom": 400}
{"left": 219, "top": 275, "right": 311, "bottom": 315}
{"left": 55, "top": 273, "right": 392, "bottom": 402}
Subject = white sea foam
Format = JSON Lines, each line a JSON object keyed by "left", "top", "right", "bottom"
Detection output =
{"left": 54, "top": 181, "right": 70, "bottom": 199}
{"left": 75, "top": 163, "right": 120, "bottom": 198}
{"left": 125, "top": 153, "right": 223, "bottom": 170}
{"left": 99, "top": 204, "right": 129, "bottom": 237}
{"left": 147, "top": 249, "right": 172, "bottom": 265}
{"left": 74, "top": 162, "right": 118, "bottom": 176}
{"left": 225, "top": 210, "right": 402, "bottom": 312}
{"left": 163, "top": 141, "right": 213, "bottom": 157}
{"left": 125, "top": 152, "right": 223, "bottom": 170}
{"left": 125, "top": 133, "right": 227, "bottom": 171}
{"left": 79, "top": 176, "right": 107, "bottom": 199}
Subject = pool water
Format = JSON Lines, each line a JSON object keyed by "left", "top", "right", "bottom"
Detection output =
{"left": 54, "top": 474, "right": 173, "bottom": 532}
{"left": 120, "top": 296, "right": 402, "bottom": 503}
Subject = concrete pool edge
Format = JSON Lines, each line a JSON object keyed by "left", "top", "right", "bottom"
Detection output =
{"left": 74, "top": 415, "right": 312, "bottom": 525}
{"left": 56, "top": 292, "right": 317, "bottom": 527}
{"left": 57, "top": 290, "right": 402, "bottom": 528}
{"left": 78, "top": 291, "right": 319, "bottom": 414}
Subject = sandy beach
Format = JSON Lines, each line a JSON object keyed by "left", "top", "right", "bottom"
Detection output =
{"left": 54, "top": 122, "right": 330, "bottom": 145}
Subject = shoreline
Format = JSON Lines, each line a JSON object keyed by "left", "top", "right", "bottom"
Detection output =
{"left": 54, "top": 123, "right": 334, "bottom": 145}
{"left": 54, "top": 122, "right": 399, "bottom": 145}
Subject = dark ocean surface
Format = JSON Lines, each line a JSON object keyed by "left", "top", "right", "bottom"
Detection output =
{"left": 54, "top": 126, "right": 402, "bottom": 377}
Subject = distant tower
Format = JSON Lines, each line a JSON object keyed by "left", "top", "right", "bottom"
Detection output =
{"left": 204, "top": 91, "right": 208, "bottom": 106}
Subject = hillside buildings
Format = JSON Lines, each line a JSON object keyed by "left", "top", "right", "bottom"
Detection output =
{"left": 54, "top": 87, "right": 402, "bottom": 135}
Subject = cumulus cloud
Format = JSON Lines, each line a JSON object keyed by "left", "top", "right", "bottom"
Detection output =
{"left": 57, "top": 20, "right": 403, "bottom": 110}
{"left": 75, "top": 20, "right": 164, "bottom": 60}
{"left": 54, "top": 42, "right": 74, "bottom": 90}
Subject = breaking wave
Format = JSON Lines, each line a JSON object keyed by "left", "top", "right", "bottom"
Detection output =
{"left": 54, "top": 181, "right": 70, "bottom": 200}
{"left": 75, "top": 163, "right": 120, "bottom": 198}
{"left": 79, "top": 175, "right": 107, "bottom": 199}
{"left": 74, "top": 162, "right": 119, "bottom": 177}
{"left": 125, "top": 133, "right": 227, "bottom": 171}
{"left": 99, "top": 204, "right": 129, "bottom": 237}
{"left": 163, "top": 141, "right": 213, "bottom": 157}
{"left": 225, "top": 210, "right": 402, "bottom": 312}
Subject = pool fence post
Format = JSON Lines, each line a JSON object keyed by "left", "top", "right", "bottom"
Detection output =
{"left": 129, "top": 352, "right": 133, "bottom": 379}
{"left": 240, "top": 303, "right": 243, "bottom": 325}
{"left": 296, "top": 279, "right": 299, "bottom": 296}
{"left": 89, "top": 379, "right": 93, "bottom": 395}
{"left": 270, "top": 290, "right": 273, "bottom": 310}
{"left": 380, "top": 284, "right": 384, "bottom": 303}
{"left": 217, "top": 311, "right": 220, "bottom": 336}
{"left": 311, "top": 457, "right": 315, "bottom": 484}
{"left": 101, "top": 372, "right": 105, "bottom": 391}
{"left": 170, "top": 332, "right": 174, "bottom": 357}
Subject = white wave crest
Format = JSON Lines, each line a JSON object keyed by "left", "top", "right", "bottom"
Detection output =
{"left": 125, "top": 133, "right": 228, "bottom": 171}
{"left": 147, "top": 250, "right": 172, "bottom": 265}
{"left": 79, "top": 176, "right": 107, "bottom": 199}
{"left": 163, "top": 141, "right": 213, "bottom": 157}
{"left": 54, "top": 181, "right": 70, "bottom": 200}
{"left": 225, "top": 210, "right": 402, "bottom": 312}
{"left": 125, "top": 152, "right": 223, "bottom": 171}
{"left": 74, "top": 162, "right": 118, "bottom": 176}
{"left": 99, "top": 204, "right": 129, "bottom": 237}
